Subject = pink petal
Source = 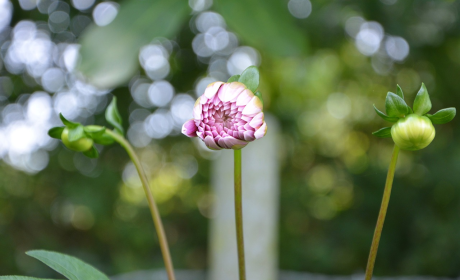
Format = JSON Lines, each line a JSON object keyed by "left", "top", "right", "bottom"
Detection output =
{"left": 218, "top": 136, "right": 248, "bottom": 150}
{"left": 204, "top": 135, "right": 222, "bottom": 150}
{"left": 242, "top": 96, "right": 263, "bottom": 115}
{"left": 182, "top": 119, "right": 198, "bottom": 137}
{"left": 254, "top": 122, "right": 267, "bottom": 139}
{"left": 249, "top": 112, "right": 264, "bottom": 129}
{"left": 236, "top": 89, "right": 254, "bottom": 106}
{"left": 193, "top": 98, "right": 202, "bottom": 120}
{"left": 243, "top": 130, "right": 255, "bottom": 141}
{"left": 218, "top": 82, "right": 246, "bottom": 102}
{"left": 204, "top": 82, "right": 224, "bottom": 99}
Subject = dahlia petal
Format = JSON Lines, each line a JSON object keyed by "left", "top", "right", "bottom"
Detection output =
{"left": 197, "top": 131, "right": 203, "bottom": 139}
{"left": 204, "top": 82, "right": 224, "bottom": 99}
{"left": 218, "top": 82, "right": 246, "bottom": 102}
{"left": 218, "top": 136, "right": 248, "bottom": 149}
{"left": 242, "top": 96, "right": 263, "bottom": 115}
{"left": 243, "top": 130, "right": 255, "bottom": 141}
{"left": 254, "top": 122, "right": 267, "bottom": 139}
{"left": 204, "top": 135, "right": 222, "bottom": 150}
{"left": 249, "top": 112, "right": 264, "bottom": 129}
{"left": 236, "top": 89, "right": 254, "bottom": 106}
{"left": 193, "top": 98, "right": 202, "bottom": 120}
{"left": 182, "top": 119, "right": 198, "bottom": 137}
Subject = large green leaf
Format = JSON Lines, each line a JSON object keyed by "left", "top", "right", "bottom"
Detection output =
{"left": 26, "top": 250, "right": 110, "bottom": 280}
{"left": 78, "top": 0, "right": 189, "bottom": 89}
{"left": 105, "top": 97, "right": 124, "bottom": 135}
{"left": 214, "top": 0, "right": 308, "bottom": 56}
{"left": 0, "top": 277, "right": 61, "bottom": 280}
{"left": 413, "top": 83, "right": 432, "bottom": 115}
{"left": 372, "top": 127, "right": 392, "bottom": 138}
{"left": 238, "top": 66, "right": 259, "bottom": 92}
{"left": 385, "top": 92, "right": 410, "bottom": 117}
{"left": 426, "top": 107, "right": 456, "bottom": 124}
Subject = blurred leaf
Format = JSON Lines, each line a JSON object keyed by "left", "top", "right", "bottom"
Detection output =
{"left": 255, "top": 91, "right": 264, "bottom": 106}
{"left": 83, "top": 146, "right": 99, "bottom": 158}
{"left": 385, "top": 92, "right": 410, "bottom": 117}
{"left": 214, "top": 0, "right": 308, "bottom": 56}
{"left": 373, "top": 104, "right": 399, "bottom": 122}
{"left": 227, "top": 75, "right": 240, "bottom": 83}
{"left": 48, "top": 127, "right": 65, "bottom": 139}
{"left": 26, "top": 250, "right": 110, "bottom": 280}
{"left": 105, "top": 97, "right": 124, "bottom": 135}
{"left": 396, "top": 84, "right": 404, "bottom": 99}
{"left": 0, "top": 277, "right": 62, "bottom": 280}
{"left": 78, "top": 0, "right": 189, "bottom": 89}
{"left": 372, "top": 127, "right": 392, "bottom": 138}
{"left": 426, "top": 107, "right": 456, "bottom": 124}
{"left": 92, "top": 133, "right": 115, "bottom": 146}
{"left": 84, "top": 126, "right": 106, "bottom": 138}
{"left": 413, "top": 83, "right": 432, "bottom": 115}
{"left": 59, "top": 114, "right": 79, "bottom": 129}
{"left": 68, "top": 126, "right": 85, "bottom": 142}
{"left": 238, "top": 66, "right": 259, "bottom": 92}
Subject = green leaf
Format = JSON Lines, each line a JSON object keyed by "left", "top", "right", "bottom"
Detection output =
{"left": 227, "top": 75, "right": 240, "bottom": 83}
{"left": 59, "top": 114, "right": 79, "bottom": 129}
{"left": 48, "top": 127, "right": 65, "bottom": 139}
{"left": 413, "top": 83, "right": 432, "bottom": 115}
{"left": 373, "top": 104, "right": 399, "bottom": 122}
{"left": 372, "top": 127, "right": 392, "bottom": 138}
{"left": 0, "top": 277, "right": 62, "bottom": 280}
{"left": 26, "top": 250, "right": 110, "bottom": 280}
{"left": 84, "top": 126, "right": 106, "bottom": 138}
{"left": 78, "top": 0, "right": 189, "bottom": 89}
{"left": 83, "top": 146, "right": 99, "bottom": 158}
{"left": 385, "top": 92, "right": 410, "bottom": 117}
{"left": 214, "top": 0, "right": 308, "bottom": 56}
{"left": 238, "top": 66, "right": 259, "bottom": 93}
{"left": 396, "top": 84, "right": 404, "bottom": 99}
{"left": 105, "top": 97, "right": 124, "bottom": 135}
{"left": 68, "top": 126, "right": 85, "bottom": 142}
{"left": 254, "top": 91, "right": 264, "bottom": 106}
{"left": 426, "top": 107, "right": 456, "bottom": 124}
{"left": 92, "top": 133, "right": 115, "bottom": 146}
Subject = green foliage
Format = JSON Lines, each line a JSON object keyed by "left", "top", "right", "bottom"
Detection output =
{"left": 78, "top": 0, "right": 189, "bottom": 88}
{"left": 59, "top": 114, "right": 78, "bottom": 129}
{"left": 396, "top": 84, "right": 404, "bottom": 99}
{"left": 413, "top": 83, "right": 432, "bottom": 115}
{"left": 427, "top": 108, "right": 457, "bottom": 124}
{"left": 372, "top": 127, "right": 392, "bottom": 138}
{"left": 83, "top": 146, "right": 99, "bottom": 159}
{"left": 213, "top": 0, "right": 308, "bottom": 56}
{"left": 227, "top": 75, "right": 240, "bottom": 83}
{"left": 0, "top": 277, "right": 61, "bottom": 280}
{"left": 105, "top": 97, "right": 124, "bottom": 135}
{"left": 373, "top": 105, "right": 399, "bottom": 123}
{"left": 385, "top": 92, "right": 410, "bottom": 118}
{"left": 67, "top": 126, "right": 85, "bottom": 142}
{"left": 25, "top": 250, "right": 110, "bottom": 280}
{"left": 48, "top": 127, "right": 65, "bottom": 140}
{"left": 238, "top": 66, "right": 259, "bottom": 93}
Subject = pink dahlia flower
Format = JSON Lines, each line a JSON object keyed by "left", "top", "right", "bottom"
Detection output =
{"left": 182, "top": 81, "right": 267, "bottom": 150}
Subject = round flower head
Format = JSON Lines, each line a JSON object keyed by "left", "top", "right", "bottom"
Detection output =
{"left": 182, "top": 81, "right": 267, "bottom": 150}
{"left": 391, "top": 114, "right": 435, "bottom": 151}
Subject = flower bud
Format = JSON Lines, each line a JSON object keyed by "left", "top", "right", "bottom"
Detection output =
{"left": 391, "top": 114, "right": 435, "bottom": 151}
{"left": 61, "top": 128, "right": 94, "bottom": 152}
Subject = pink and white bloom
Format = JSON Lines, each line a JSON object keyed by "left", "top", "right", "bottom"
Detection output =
{"left": 182, "top": 81, "right": 267, "bottom": 150}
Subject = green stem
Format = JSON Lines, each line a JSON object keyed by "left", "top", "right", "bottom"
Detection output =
{"left": 365, "top": 144, "right": 400, "bottom": 280}
{"left": 105, "top": 129, "right": 176, "bottom": 280}
{"left": 234, "top": 149, "right": 246, "bottom": 280}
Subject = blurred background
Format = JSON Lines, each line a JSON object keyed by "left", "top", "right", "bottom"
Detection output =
{"left": 1, "top": 0, "right": 460, "bottom": 277}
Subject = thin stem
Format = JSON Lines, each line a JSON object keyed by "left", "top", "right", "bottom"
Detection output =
{"left": 234, "top": 149, "right": 246, "bottom": 280}
{"left": 365, "top": 144, "right": 400, "bottom": 280}
{"left": 105, "top": 129, "right": 176, "bottom": 280}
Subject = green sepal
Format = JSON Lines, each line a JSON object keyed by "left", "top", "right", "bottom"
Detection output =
{"left": 48, "top": 127, "right": 65, "bottom": 139}
{"left": 372, "top": 127, "right": 392, "bottom": 138}
{"left": 396, "top": 84, "right": 404, "bottom": 99}
{"left": 67, "top": 125, "right": 85, "bottom": 142}
{"left": 83, "top": 146, "right": 99, "bottom": 158}
{"left": 413, "top": 83, "right": 432, "bottom": 115}
{"left": 254, "top": 91, "right": 264, "bottom": 106}
{"left": 238, "top": 66, "right": 259, "bottom": 93}
{"left": 227, "top": 75, "right": 240, "bottom": 83}
{"left": 373, "top": 104, "right": 399, "bottom": 122}
{"left": 105, "top": 97, "right": 124, "bottom": 135}
{"left": 385, "top": 92, "right": 410, "bottom": 117}
{"left": 93, "top": 133, "right": 115, "bottom": 145}
{"left": 426, "top": 107, "right": 456, "bottom": 124}
{"left": 59, "top": 113, "right": 79, "bottom": 129}
{"left": 84, "top": 126, "right": 114, "bottom": 145}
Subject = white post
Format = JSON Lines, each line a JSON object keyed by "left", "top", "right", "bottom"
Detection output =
{"left": 209, "top": 115, "right": 280, "bottom": 280}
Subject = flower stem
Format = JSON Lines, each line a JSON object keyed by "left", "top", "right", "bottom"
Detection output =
{"left": 234, "top": 149, "right": 246, "bottom": 280}
{"left": 105, "top": 129, "right": 176, "bottom": 280}
{"left": 365, "top": 144, "right": 400, "bottom": 280}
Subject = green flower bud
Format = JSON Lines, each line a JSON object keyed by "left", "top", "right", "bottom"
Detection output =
{"left": 391, "top": 114, "right": 435, "bottom": 151}
{"left": 61, "top": 127, "right": 94, "bottom": 152}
